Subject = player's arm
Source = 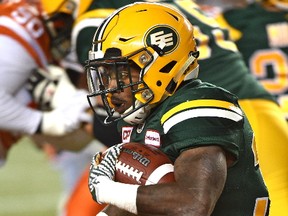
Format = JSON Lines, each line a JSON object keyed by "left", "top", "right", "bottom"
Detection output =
{"left": 90, "top": 145, "right": 230, "bottom": 216}
{"left": 136, "top": 145, "right": 228, "bottom": 215}
{"left": 0, "top": 36, "right": 42, "bottom": 134}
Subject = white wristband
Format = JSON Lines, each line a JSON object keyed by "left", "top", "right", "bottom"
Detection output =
{"left": 98, "top": 179, "right": 140, "bottom": 214}
{"left": 96, "top": 212, "right": 108, "bottom": 216}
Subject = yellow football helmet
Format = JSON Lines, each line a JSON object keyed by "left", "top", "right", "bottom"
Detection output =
{"left": 39, "top": 0, "right": 78, "bottom": 60}
{"left": 265, "top": 0, "right": 288, "bottom": 10}
{"left": 86, "top": 2, "right": 199, "bottom": 124}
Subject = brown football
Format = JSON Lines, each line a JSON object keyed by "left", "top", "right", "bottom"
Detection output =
{"left": 115, "top": 142, "right": 175, "bottom": 185}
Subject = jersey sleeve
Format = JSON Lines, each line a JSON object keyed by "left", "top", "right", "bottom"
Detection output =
{"left": 159, "top": 82, "right": 245, "bottom": 162}
{"left": 0, "top": 36, "right": 42, "bottom": 134}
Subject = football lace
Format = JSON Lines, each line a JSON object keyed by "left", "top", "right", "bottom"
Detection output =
{"left": 116, "top": 160, "right": 143, "bottom": 183}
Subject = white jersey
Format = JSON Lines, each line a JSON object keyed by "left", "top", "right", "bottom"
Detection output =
{"left": 0, "top": 35, "right": 41, "bottom": 134}
{"left": 0, "top": 0, "right": 51, "bottom": 134}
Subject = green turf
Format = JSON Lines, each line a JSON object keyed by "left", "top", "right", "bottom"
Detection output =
{"left": 0, "top": 137, "right": 62, "bottom": 216}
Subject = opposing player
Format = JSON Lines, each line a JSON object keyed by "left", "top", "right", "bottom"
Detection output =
{"left": 0, "top": 1, "right": 98, "bottom": 215}
{"left": 87, "top": 2, "right": 270, "bottom": 215}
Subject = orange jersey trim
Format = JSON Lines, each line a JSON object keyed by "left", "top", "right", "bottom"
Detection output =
{"left": 0, "top": 25, "right": 46, "bottom": 68}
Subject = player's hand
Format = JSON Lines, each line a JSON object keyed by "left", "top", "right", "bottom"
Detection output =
{"left": 40, "top": 89, "right": 93, "bottom": 136}
{"left": 89, "top": 143, "right": 123, "bottom": 203}
{"left": 27, "top": 65, "right": 80, "bottom": 110}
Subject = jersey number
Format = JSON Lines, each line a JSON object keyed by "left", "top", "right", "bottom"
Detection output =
{"left": 174, "top": 0, "right": 238, "bottom": 60}
{"left": 250, "top": 49, "right": 288, "bottom": 116}
{"left": 11, "top": 6, "right": 44, "bottom": 38}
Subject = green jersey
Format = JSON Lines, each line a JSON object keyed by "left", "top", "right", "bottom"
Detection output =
{"left": 118, "top": 79, "right": 269, "bottom": 216}
{"left": 220, "top": 2, "right": 288, "bottom": 116}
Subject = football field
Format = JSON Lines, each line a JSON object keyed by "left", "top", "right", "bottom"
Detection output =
{"left": 0, "top": 137, "right": 62, "bottom": 216}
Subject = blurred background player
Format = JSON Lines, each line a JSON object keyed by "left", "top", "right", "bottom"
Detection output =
{"left": 0, "top": 0, "right": 106, "bottom": 215}
{"left": 0, "top": 0, "right": 91, "bottom": 161}
{"left": 199, "top": 0, "right": 288, "bottom": 214}
{"left": 215, "top": 0, "right": 288, "bottom": 118}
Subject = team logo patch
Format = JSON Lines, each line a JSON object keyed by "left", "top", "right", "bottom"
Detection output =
{"left": 145, "top": 130, "right": 161, "bottom": 147}
{"left": 144, "top": 25, "right": 179, "bottom": 54}
{"left": 122, "top": 126, "right": 133, "bottom": 143}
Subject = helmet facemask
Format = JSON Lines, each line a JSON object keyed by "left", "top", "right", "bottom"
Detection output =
{"left": 39, "top": 0, "right": 77, "bottom": 61}
{"left": 86, "top": 47, "right": 155, "bottom": 125}
{"left": 44, "top": 12, "right": 74, "bottom": 60}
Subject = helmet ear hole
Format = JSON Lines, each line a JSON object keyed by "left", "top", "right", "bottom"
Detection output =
{"left": 160, "top": 61, "right": 177, "bottom": 73}
{"left": 104, "top": 48, "right": 122, "bottom": 58}
{"left": 166, "top": 79, "right": 177, "bottom": 94}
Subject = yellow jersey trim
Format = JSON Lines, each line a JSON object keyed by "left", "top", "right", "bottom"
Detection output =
{"left": 161, "top": 99, "right": 240, "bottom": 124}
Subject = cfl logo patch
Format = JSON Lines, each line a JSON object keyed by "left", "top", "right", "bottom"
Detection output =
{"left": 145, "top": 25, "right": 179, "bottom": 54}
{"left": 122, "top": 126, "right": 133, "bottom": 143}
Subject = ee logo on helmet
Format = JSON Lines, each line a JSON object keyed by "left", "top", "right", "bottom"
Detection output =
{"left": 144, "top": 25, "right": 179, "bottom": 55}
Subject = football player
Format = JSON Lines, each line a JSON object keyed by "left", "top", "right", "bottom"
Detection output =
{"left": 66, "top": 0, "right": 287, "bottom": 215}
{"left": 211, "top": 0, "right": 288, "bottom": 214}
{"left": 86, "top": 2, "right": 270, "bottom": 215}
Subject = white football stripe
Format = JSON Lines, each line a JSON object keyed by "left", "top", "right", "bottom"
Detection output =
{"left": 145, "top": 164, "right": 174, "bottom": 185}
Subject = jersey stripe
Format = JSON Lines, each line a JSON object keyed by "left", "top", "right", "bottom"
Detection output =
{"left": 0, "top": 26, "right": 44, "bottom": 68}
{"left": 161, "top": 99, "right": 242, "bottom": 124}
{"left": 162, "top": 107, "right": 243, "bottom": 134}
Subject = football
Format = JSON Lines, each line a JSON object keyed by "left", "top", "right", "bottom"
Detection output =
{"left": 115, "top": 142, "right": 175, "bottom": 185}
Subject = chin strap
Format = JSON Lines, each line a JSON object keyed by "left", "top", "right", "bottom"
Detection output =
{"left": 122, "top": 101, "right": 152, "bottom": 125}
{"left": 184, "top": 65, "right": 199, "bottom": 81}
